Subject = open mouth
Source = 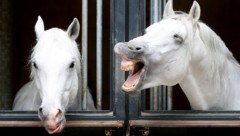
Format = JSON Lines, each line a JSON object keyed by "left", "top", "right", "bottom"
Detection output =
{"left": 120, "top": 55, "right": 145, "bottom": 92}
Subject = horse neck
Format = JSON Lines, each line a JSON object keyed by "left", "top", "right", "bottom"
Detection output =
{"left": 179, "top": 23, "right": 240, "bottom": 110}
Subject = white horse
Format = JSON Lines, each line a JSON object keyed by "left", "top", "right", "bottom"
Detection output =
{"left": 114, "top": 0, "right": 240, "bottom": 110}
{"left": 13, "top": 16, "right": 96, "bottom": 134}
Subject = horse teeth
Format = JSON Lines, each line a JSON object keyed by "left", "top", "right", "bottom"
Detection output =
{"left": 121, "top": 65, "right": 133, "bottom": 71}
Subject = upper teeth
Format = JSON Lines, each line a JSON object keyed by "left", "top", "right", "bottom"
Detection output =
{"left": 121, "top": 65, "right": 133, "bottom": 71}
{"left": 121, "top": 57, "right": 136, "bottom": 71}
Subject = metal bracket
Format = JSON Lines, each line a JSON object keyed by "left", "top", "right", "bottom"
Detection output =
{"left": 105, "top": 129, "right": 114, "bottom": 136}
{"left": 139, "top": 127, "right": 149, "bottom": 136}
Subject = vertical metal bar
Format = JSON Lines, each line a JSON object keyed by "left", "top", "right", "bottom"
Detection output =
{"left": 164, "top": 0, "right": 172, "bottom": 111}
{"left": 167, "top": 86, "right": 172, "bottom": 110}
{"left": 96, "top": 0, "right": 103, "bottom": 110}
{"left": 150, "top": 0, "right": 160, "bottom": 111}
{"left": 0, "top": 0, "right": 13, "bottom": 109}
{"left": 82, "top": 0, "right": 88, "bottom": 110}
{"left": 128, "top": 0, "right": 146, "bottom": 118}
{"left": 150, "top": 0, "right": 171, "bottom": 111}
{"left": 110, "top": 0, "right": 126, "bottom": 121}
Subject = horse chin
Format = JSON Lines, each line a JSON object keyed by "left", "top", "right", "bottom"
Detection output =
{"left": 45, "top": 119, "right": 66, "bottom": 134}
{"left": 46, "top": 124, "right": 63, "bottom": 134}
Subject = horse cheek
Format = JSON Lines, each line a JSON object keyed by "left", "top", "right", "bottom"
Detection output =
{"left": 65, "top": 71, "right": 76, "bottom": 90}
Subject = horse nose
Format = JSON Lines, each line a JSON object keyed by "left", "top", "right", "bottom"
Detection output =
{"left": 127, "top": 44, "right": 145, "bottom": 52}
{"left": 52, "top": 109, "right": 62, "bottom": 119}
{"left": 38, "top": 107, "right": 63, "bottom": 121}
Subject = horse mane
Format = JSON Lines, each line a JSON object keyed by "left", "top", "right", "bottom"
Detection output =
{"left": 168, "top": 12, "right": 240, "bottom": 109}
{"left": 170, "top": 12, "right": 240, "bottom": 86}
{"left": 196, "top": 22, "right": 240, "bottom": 101}
{"left": 29, "top": 28, "right": 81, "bottom": 80}
{"left": 198, "top": 22, "right": 237, "bottom": 63}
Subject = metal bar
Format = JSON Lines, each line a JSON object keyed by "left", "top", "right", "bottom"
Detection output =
{"left": 153, "top": 87, "right": 159, "bottom": 110}
{"left": 128, "top": 0, "right": 146, "bottom": 119}
{"left": 150, "top": 89, "right": 154, "bottom": 110}
{"left": 0, "top": 121, "right": 124, "bottom": 128}
{"left": 82, "top": 0, "right": 88, "bottom": 110}
{"left": 167, "top": 86, "right": 172, "bottom": 110}
{"left": 110, "top": 0, "right": 126, "bottom": 119}
{"left": 150, "top": 0, "right": 172, "bottom": 111}
{"left": 96, "top": 0, "right": 103, "bottom": 110}
{"left": 161, "top": 85, "right": 167, "bottom": 110}
{"left": 150, "top": 0, "right": 160, "bottom": 111}
{"left": 129, "top": 120, "right": 240, "bottom": 128}
{"left": 67, "top": 120, "right": 124, "bottom": 127}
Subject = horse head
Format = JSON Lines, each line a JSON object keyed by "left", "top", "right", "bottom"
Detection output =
{"left": 31, "top": 16, "right": 81, "bottom": 133}
{"left": 114, "top": 0, "right": 203, "bottom": 95}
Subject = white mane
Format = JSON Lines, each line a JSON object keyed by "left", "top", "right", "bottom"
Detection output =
{"left": 198, "top": 22, "right": 240, "bottom": 84}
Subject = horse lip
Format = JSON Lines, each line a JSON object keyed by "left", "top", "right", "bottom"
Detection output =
{"left": 47, "top": 124, "right": 62, "bottom": 134}
{"left": 45, "top": 117, "right": 65, "bottom": 134}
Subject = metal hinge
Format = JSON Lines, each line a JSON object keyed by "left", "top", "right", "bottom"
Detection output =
{"left": 105, "top": 129, "right": 114, "bottom": 136}
{"left": 139, "top": 127, "right": 149, "bottom": 136}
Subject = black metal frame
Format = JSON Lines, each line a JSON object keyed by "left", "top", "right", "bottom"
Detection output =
{"left": 124, "top": 0, "right": 240, "bottom": 135}
{"left": 0, "top": 0, "right": 127, "bottom": 135}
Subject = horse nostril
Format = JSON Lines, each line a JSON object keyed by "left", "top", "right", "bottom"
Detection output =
{"left": 128, "top": 45, "right": 142, "bottom": 51}
{"left": 136, "top": 47, "right": 141, "bottom": 50}
{"left": 39, "top": 107, "right": 43, "bottom": 114}
{"left": 55, "top": 109, "right": 62, "bottom": 119}
{"left": 38, "top": 107, "right": 44, "bottom": 120}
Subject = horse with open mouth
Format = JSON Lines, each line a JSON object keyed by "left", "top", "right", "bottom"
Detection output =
{"left": 13, "top": 16, "right": 96, "bottom": 134}
{"left": 114, "top": 0, "right": 240, "bottom": 110}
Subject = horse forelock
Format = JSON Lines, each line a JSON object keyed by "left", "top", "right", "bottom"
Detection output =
{"left": 29, "top": 28, "right": 81, "bottom": 79}
{"left": 164, "top": 11, "right": 188, "bottom": 20}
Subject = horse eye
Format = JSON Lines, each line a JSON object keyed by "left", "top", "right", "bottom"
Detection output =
{"left": 69, "top": 62, "right": 75, "bottom": 69}
{"left": 32, "top": 62, "right": 38, "bottom": 69}
{"left": 173, "top": 34, "right": 183, "bottom": 44}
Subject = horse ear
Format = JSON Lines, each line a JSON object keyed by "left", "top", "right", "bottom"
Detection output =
{"left": 35, "top": 16, "right": 45, "bottom": 40}
{"left": 67, "top": 18, "right": 80, "bottom": 40}
{"left": 163, "top": 0, "right": 174, "bottom": 18}
{"left": 188, "top": 1, "right": 201, "bottom": 26}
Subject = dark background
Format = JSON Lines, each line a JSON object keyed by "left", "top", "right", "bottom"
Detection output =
{"left": 10, "top": 0, "right": 240, "bottom": 110}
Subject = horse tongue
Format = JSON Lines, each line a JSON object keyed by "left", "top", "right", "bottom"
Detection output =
{"left": 124, "top": 70, "right": 141, "bottom": 88}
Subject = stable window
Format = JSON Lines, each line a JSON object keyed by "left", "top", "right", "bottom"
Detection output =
{"left": 0, "top": 0, "right": 240, "bottom": 136}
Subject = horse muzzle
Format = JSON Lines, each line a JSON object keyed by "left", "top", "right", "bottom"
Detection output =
{"left": 114, "top": 42, "right": 146, "bottom": 94}
{"left": 38, "top": 108, "right": 66, "bottom": 134}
